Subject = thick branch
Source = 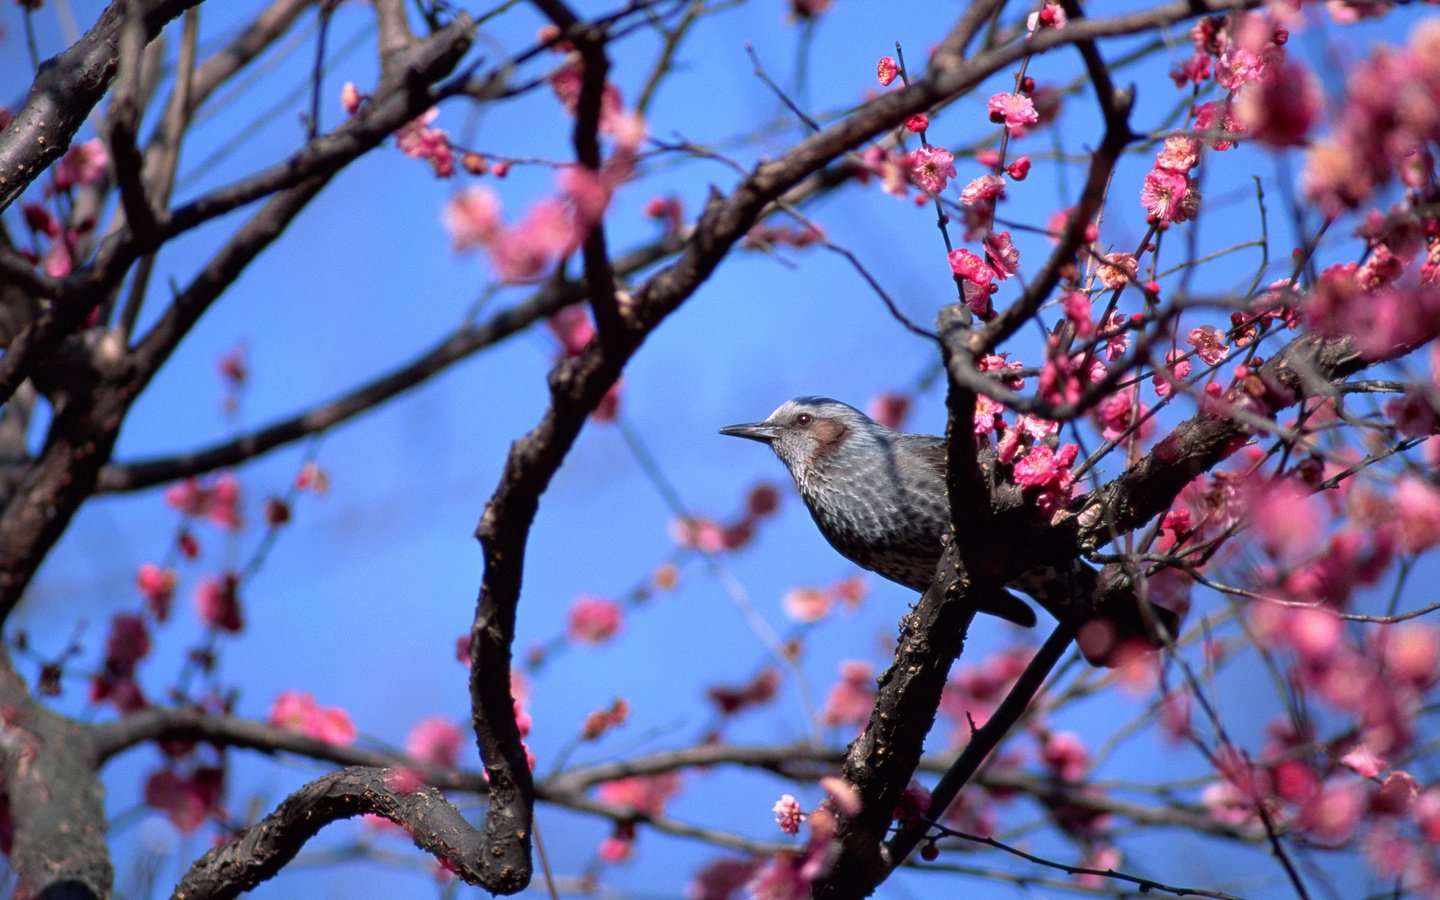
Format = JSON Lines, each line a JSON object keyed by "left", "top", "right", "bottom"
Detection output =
{"left": 171, "top": 767, "right": 489, "bottom": 899}
{"left": 885, "top": 621, "right": 1077, "bottom": 871}
{"left": 814, "top": 543, "right": 981, "bottom": 895}
{"left": 0, "top": 659, "right": 110, "bottom": 899}
{"left": 0, "top": 0, "right": 202, "bottom": 213}
{"left": 1070, "top": 334, "right": 1370, "bottom": 553}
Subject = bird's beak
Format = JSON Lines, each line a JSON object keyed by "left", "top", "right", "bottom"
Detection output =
{"left": 719, "top": 421, "right": 778, "bottom": 444}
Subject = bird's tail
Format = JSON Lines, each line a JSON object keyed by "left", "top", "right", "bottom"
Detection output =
{"left": 978, "top": 589, "right": 1039, "bottom": 628}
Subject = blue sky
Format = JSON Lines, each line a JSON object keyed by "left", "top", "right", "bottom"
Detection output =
{"left": 4, "top": 1, "right": 1436, "bottom": 896}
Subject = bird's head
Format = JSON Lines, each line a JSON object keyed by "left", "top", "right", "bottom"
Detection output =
{"left": 719, "top": 397, "right": 887, "bottom": 476}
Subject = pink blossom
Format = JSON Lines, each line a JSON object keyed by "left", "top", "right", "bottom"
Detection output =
{"left": 42, "top": 241, "right": 71, "bottom": 277}
{"left": 974, "top": 394, "right": 1005, "bottom": 435}
{"left": 165, "top": 473, "right": 243, "bottom": 529}
{"left": 193, "top": 573, "right": 243, "bottom": 632}
{"left": 1373, "top": 771, "right": 1419, "bottom": 815}
{"left": 607, "top": 108, "right": 647, "bottom": 153}
{"left": 105, "top": 613, "right": 151, "bottom": 675}
{"left": 821, "top": 661, "right": 875, "bottom": 728}
{"left": 548, "top": 61, "right": 623, "bottom": 133}
{"left": 340, "top": 81, "right": 362, "bottom": 115}
{"left": 597, "top": 832, "right": 633, "bottom": 863}
{"left": 987, "top": 92, "right": 1038, "bottom": 136}
{"left": 1152, "top": 350, "right": 1192, "bottom": 397}
{"left": 268, "top": 690, "right": 357, "bottom": 745}
{"left": 1075, "top": 846, "right": 1122, "bottom": 888}
{"left": 747, "top": 483, "right": 782, "bottom": 518}
{"left": 593, "top": 379, "right": 623, "bottom": 424}
{"left": 783, "top": 585, "right": 832, "bottom": 623}
{"left": 980, "top": 352, "right": 1025, "bottom": 389}
{"left": 904, "top": 113, "right": 929, "bottom": 134}
{"left": 1299, "top": 779, "right": 1365, "bottom": 844}
{"left": 1393, "top": 476, "right": 1440, "bottom": 553}
{"left": 144, "top": 767, "right": 224, "bottom": 833}
{"left": 566, "top": 595, "right": 623, "bottom": 644}
{"left": 1039, "top": 731, "right": 1089, "bottom": 781}
{"left": 22, "top": 202, "right": 60, "bottom": 238}
{"left": 581, "top": 697, "right": 629, "bottom": 740}
{"left": 1341, "top": 743, "right": 1386, "bottom": 778}
{"left": 1283, "top": 607, "right": 1344, "bottom": 661}
{"left": 707, "top": 667, "right": 780, "bottom": 716}
{"left": 597, "top": 772, "right": 681, "bottom": 817}
{"left": 1096, "top": 252, "right": 1138, "bottom": 289}
{"left": 206, "top": 473, "right": 242, "bottom": 530}
{"left": 1026, "top": 1, "right": 1066, "bottom": 32}
{"left": 690, "top": 858, "right": 765, "bottom": 900}
{"left": 53, "top": 139, "right": 107, "bottom": 190}
{"left": 295, "top": 461, "right": 330, "bottom": 494}
{"left": 1012, "top": 443, "right": 1079, "bottom": 513}
{"left": 866, "top": 393, "right": 910, "bottom": 430}
{"left": 557, "top": 165, "right": 616, "bottom": 235}
{"left": 948, "top": 248, "right": 993, "bottom": 287}
{"left": 136, "top": 563, "right": 177, "bottom": 621}
{"left": 959, "top": 173, "right": 1005, "bottom": 206}
{"left": 907, "top": 146, "right": 955, "bottom": 194}
{"left": 486, "top": 197, "right": 575, "bottom": 282}
{"left": 1193, "top": 100, "right": 1245, "bottom": 150}
{"left": 1170, "top": 52, "right": 1212, "bottom": 86}
{"left": 1141, "top": 167, "right": 1200, "bottom": 223}
{"left": 1381, "top": 622, "right": 1440, "bottom": 686}
{"left": 983, "top": 230, "right": 1019, "bottom": 280}
{"left": 1013, "top": 440, "right": 1080, "bottom": 484}
{"left": 406, "top": 717, "right": 464, "bottom": 768}
{"left": 1245, "top": 478, "right": 1324, "bottom": 563}
{"left": 673, "top": 515, "right": 726, "bottom": 552}
{"left": 942, "top": 647, "right": 1029, "bottom": 730}
{"left": 1005, "top": 156, "right": 1031, "bottom": 180}
{"left": 1156, "top": 136, "right": 1201, "bottom": 173}
{"left": 1061, "top": 290, "right": 1094, "bottom": 337}
{"left": 876, "top": 56, "right": 899, "bottom": 86}
{"left": 1213, "top": 34, "right": 1269, "bottom": 93}
{"left": 1238, "top": 59, "right": 1322, "bottom": 148}
{"left": 395, "top": 108, "right": 454, "bottom": 177}
{"left": 1159, "top": 689, "right": 1192, "bottom": 743}
{"left": 546, "top": 305, "right": 595, "bottom": 357}
{"left": 773, "top": 794, "right": 805, "bottom": 834}
{"left": 820, "top": 776, "right": 862, "bottom": 817}
{"left": 443, "top": 188, "right": 502, "bottom": 250}
{"left": 829, "top": 574, "right": 867, "bottom": 610}
{"left": 1095, "top": 391, "right": 1151, "bottom": 442}
{"left": 1187, "top": 326, "right": 1229, "bottom": 365}
{"left": 746, "top": 808, "right": 837, "bottom": 898}
{"left": 859, "top": 146, "right": 909, "bottom": 197}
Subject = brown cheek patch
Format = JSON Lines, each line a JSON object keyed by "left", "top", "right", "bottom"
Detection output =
{"left": 810, "top": 418, "right": 851, "bottom": 462}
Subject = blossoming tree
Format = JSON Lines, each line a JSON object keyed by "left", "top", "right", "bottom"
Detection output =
{"left": 2, "top": 0, "right": 1440, "bottom": 897}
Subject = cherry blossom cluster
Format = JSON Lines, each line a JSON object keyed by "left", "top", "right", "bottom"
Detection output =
{"left": 1304, "top": 20, "right": 1440, "bottom": 215}
{"left": 439, "top": 35, "right": 647, "bottom": 284}
{"left": 106, "top": 455, "right": 330, "bottom": 830}
{"left": 671, "top": 482, "right": 782, "bottom": 556}
{"left": 594, "top": 772, "right": 682, "bottom": 862}
{"left": 781, "top": 574, "right": 867, "bottom": 624}
{"left": 15, "top": 139, "right": 107, "bottom": 277}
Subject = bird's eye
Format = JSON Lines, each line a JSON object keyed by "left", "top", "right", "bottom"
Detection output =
{"left": 794, "top": 413, "right": 813, "bottom": 427}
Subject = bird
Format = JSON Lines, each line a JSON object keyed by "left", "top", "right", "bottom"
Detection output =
{"left": 720, "top": 397, "right": 1176, "bottom": 660}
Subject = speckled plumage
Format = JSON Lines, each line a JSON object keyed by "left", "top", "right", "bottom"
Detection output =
{"left": 720, "top": 397, "right": 1038, "bottom": 627}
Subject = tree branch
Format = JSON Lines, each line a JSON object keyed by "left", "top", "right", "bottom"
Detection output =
{"left": 171, "top": 767, "right": 491, "bottom": 899}
{"left": 0, "top": 0, "right": 202, "bottom": 213}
